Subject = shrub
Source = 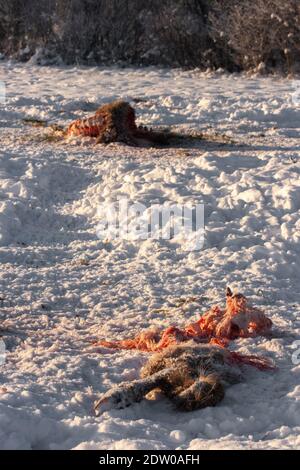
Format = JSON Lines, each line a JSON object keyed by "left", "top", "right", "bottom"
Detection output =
{"left": 210, "top": 0, "right": 300, "bottom": 73}
{"left": 0, "top": 0, "right": 299, "bottom": 73}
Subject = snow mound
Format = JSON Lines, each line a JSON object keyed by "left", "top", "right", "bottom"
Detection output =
{"left": 0, "top": 63, "right": 300, "bottom": 450}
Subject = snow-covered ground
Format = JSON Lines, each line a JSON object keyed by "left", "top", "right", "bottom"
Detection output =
{"left": 0, "top": 63, "right": 299, "bottom": 450}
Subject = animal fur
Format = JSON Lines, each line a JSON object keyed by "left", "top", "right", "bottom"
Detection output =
{"left": 67, "top": 100, "right": 169, "bottom": 146}
{"left": 94, "top": 343, "right": 245, "bottom": 415}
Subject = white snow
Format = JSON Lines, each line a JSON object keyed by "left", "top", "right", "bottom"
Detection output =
{"left": 0, "top": 63, "right": 299, "bottom": 450}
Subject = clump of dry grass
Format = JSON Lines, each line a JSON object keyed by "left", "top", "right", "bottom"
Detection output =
{"left": 22, "top": 118, "right": 48, "bottom": 127}
{"left": 20, "top": 119, "right": 66, "bottom": 143}
{"left": 161, "top": 128, "right": 236, "bottom": 146}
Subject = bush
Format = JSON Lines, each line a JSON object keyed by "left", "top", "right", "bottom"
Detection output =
{"left": 0, "top": 0, "right": 53, "bottom": 60}
{"left": 210, "top": 0, "right": 300, "bottom": 74}
{"left": 0, "top": 0, "right": 300, "bottom": 73}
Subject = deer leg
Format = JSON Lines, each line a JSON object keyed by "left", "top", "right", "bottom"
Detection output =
{"left": 94, "top": 367, "right": 175, "bottom": 416}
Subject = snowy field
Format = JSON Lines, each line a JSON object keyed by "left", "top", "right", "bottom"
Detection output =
{"left": 0, "top": 63, "right": 300, "bottom": 450}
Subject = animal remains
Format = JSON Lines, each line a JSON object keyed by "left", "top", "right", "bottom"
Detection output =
{"left": 94, "top": 342, "right": 274, "bottom": 416}
{"left": 96, "top": 288, "right": 273, "bottom": 351}
{"left": 67, "top": 100, "right": 169, "bottom": 146}
{"left": 94, "top": 288, "right": 274, "bottom": 415}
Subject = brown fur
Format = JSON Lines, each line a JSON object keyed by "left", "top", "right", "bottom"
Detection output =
{"left": 94, "top": 343, "right": 241, "bottom": 415}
